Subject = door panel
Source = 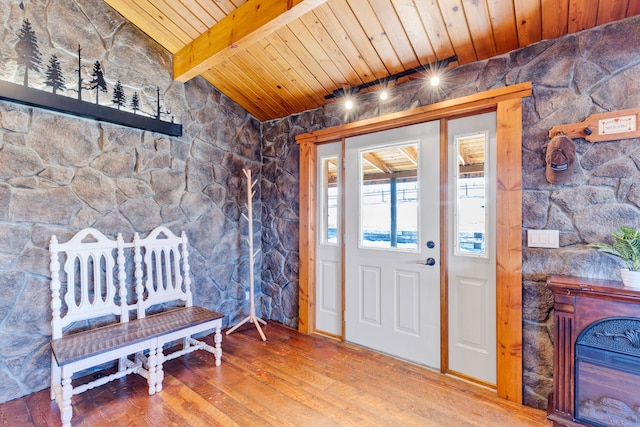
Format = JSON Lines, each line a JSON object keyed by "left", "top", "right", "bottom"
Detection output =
{"left": 455, "top": 276, "right": 489, "bottom": 349}
{"left": 447, "top": 112, "right": 497, "bottom": 384}
{"left": 345, "top": 121, "right": 440, "bottom": 368}
{"left": 360, "top": 266, "right": 381, "bottom": 325}
{"left": 319, "top": 260, "right": 340, "bottom": 315}
{"left": 396, "top": 270, "right": 420, "bottom": 335}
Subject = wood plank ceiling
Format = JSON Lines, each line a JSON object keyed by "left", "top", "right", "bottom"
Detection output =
{"left": 103, "top": 0, "right": 640, "bottom": 122}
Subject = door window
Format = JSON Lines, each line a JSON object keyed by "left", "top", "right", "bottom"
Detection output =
{"left": 454, "top": 132, "right": 488, "bottom": 257}
{"left": 359, "top": 142, "right": 419, "bottom": 251}
{"left": 320, "top": 155, "right": 339, "bottom": 245}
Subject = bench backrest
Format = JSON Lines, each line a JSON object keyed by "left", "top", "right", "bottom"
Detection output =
{"left": 50, "top": 228, "right": 129, "bottom": 339}
{"left": 133, "top": 226, "right": 193, "bottom": 319}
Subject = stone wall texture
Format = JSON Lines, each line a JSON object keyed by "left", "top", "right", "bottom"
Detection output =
{"left": 0, "top": 0, "right": 262, "bottom": 403}
{"left": 3, "top": 0, "right": 640, "bottom": 412}
{"left": 262, "top": 15, "right": 640, "bottom": 410}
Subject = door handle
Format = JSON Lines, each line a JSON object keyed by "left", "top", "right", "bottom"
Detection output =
{"left": 424, "top": 257, "right": 436, "bottom": 266}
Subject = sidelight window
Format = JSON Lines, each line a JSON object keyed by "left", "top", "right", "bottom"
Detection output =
{"left": 320, "top": 155, "right": 339, "bottom": 245}
{"left": 454, "top": 132, "right": 488, "bottom": 257}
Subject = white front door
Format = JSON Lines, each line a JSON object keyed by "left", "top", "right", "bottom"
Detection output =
{"left": 344, "top": 121, "right": 440, "bottom": 368}
{"left": 447, "top": 112, "right": 497, "bottom": 385}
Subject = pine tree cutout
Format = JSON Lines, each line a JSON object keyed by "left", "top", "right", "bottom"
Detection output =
{"left": 16, "top": 19, "right": 42, "bottom": 87}
{"left": 88, "top": 61, "right": 107, "bottom": 104}
{"left": 76, "top": 45, "right": 83, "bottom": 100}
{"left": 112, "top": 80, "right": 126, "bottom": 109}
{"left": 130, "top": 92, "right": 140, "bottom": 114}
{"left": 45, "top": 54, "right": 66, "bottom": 94}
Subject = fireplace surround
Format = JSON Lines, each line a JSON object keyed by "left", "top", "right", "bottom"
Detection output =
{"left": 547, "top": 275, "right": 640, "bottom": 427}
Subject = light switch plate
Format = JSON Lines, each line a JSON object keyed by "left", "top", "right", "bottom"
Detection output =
{"left": 527, "top": 230, "right": 559, "bottom": 248}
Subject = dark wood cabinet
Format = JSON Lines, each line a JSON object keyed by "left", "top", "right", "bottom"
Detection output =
{"left": 547, "top": 275, "right": 640, "bottom": 426}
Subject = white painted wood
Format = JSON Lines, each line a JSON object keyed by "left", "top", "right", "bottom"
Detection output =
{"left": 344, "top": 121, "right": 441, "bottom": 368}
{"left": 49, "top": 227, "right": 223, "bottom": 427}
{"left": 315, "top": 141, "right": 343, "bottom": 335}
{"left": 133, "top": 226, "right": 191, "bottom": 316}
{"left": 133, "top": 226, "right": 225, "bottom": 362}
{"left": 50, "top": 228, "right": 129, "bottom": 337}
{"left": 49, "top": 229, "right": 151, "bottom": 427}
{"left": 447, "top": 112, "right": 497, "bottom": 385}
{"left": 359, "top": 265, "right": 381, "bottom": 325}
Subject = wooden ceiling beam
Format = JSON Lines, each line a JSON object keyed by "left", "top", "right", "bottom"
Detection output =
{"left": 398, "top": 146, "right": 417, "bottom": 166}
{"left": 173, "top": 0, "right": 327, "bottom": 82}
{"left": 363, "top": 152, "right": 393, "bottom": 173}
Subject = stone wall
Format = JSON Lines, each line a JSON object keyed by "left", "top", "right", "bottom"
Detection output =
{"left": 0, "top": 0, "right": 262, "bottom": 403}
{"left": 262, "top": 15, "right": 640, "bottom": 409}
{"left": 3, "top": 0, "right": 640, "bottom": 411}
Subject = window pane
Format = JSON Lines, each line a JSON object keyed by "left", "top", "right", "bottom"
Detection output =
{"left": 455, "top": 133, "right": 487, "bottom": 256}
{"left": 321, "top": 156, "right": 338, "bottom": 244}
{"left": 360, "top": 143, "right": 418, "bottom": 251}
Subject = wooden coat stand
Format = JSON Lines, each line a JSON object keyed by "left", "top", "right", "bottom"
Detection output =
{"left": 226, "top": 168, "right": 267, "bottom": 341}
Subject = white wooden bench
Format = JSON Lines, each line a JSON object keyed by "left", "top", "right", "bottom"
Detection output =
{"left": 49, "top": 227, "right": 223, "bottom": 427}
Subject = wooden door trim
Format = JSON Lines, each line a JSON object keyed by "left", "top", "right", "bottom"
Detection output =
{"left": 439, "top": 118, "right": 450, "bottom": 375}
{"left": 296, "top": 82, "right": 531, "bottom": 404}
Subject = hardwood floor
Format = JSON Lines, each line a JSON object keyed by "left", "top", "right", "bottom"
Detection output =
{"left": 1, "top": 323, "right": 550, "bottom": 426}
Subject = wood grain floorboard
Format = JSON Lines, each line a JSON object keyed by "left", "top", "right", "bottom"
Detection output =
{"left": 0, "top": 323, "right": 551, "bottom": 426}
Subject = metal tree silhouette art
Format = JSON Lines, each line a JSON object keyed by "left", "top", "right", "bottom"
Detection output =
{"left": 45, "top": 54, "right": 66, "bottom": 94}
{"left": 130, "top": 92, "right": 140, "bottom": 114}
{"left": 112, "top": 80, "right": 126, "bottom": 109}
{"left": 88, "top": 61, "right": 107, "bottom": 104}
{"left": 1, "top": 18, "right": 182, "bottom": 136}
{"left": 75, "top": 45, "right": 83, "bottom": 100}
{"left": 16, "top": 19, "right": 42, "bottom": 87}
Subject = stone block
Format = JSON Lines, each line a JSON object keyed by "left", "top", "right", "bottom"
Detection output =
{"left": 150, "top": 169, "right": 185, "bottom": 206}
{"left": 523, "top": 281, "right": 554, "bottom": 322}
{"left": 13, "top": 187, "right": 83, "bottom": 224}
{"left": 0, "top": 144, "right": 44, "bottom": 179}
{"left": 119, "top": 198, "right": 162, "bottom": 230}
{"left": 27, "top": 111, "right": 101, "bottom": 167}
{"left": 180, "top": 192, "right": 211, "bottom": 221}
{"left": 91, "top": 151, "right": 136, "bottom": 178}
{"left": 0, "top": 104, "right": 30, "bottom": 133}
{"left": 550, "top": 186, "right": 616, "bottom": 213}
{"left": 71, "top": 167, "right": 117, "bottom": 212}
{"left": 38, "top": 166, "right": 74, "bottom": 185}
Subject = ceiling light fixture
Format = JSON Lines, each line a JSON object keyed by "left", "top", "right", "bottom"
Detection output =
{"left": 324, "top": 55, "right": 457, "bottom": 101}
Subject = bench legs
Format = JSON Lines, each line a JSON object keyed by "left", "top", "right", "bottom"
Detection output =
{"left": 60, "top": 368, "right": 73, "bottom": 427}
{"left": 146, "top": 345, "right": 161, "bottom": 395}
{"left": 51, "top": 354, "right": 60, "bottom": 401}
{"left": 214, "top": 326, "right": 222, "bottom": 366}
{"left": 51, "top": 357, "right": 73, "bottom": 427}
{"left": 155, "top": 345, "right": 165, "bottom": 393}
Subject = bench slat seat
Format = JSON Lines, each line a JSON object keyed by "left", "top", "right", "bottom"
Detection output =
{"left": 52, "top": 306, "right": 223, "bottom": 366}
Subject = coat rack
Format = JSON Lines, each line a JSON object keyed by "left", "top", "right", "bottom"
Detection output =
{"left": 548, "top": 108, "right": 640, "bottom": 142}
{"left": 226, "top": 168, "right": 267, "bottom": 341}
